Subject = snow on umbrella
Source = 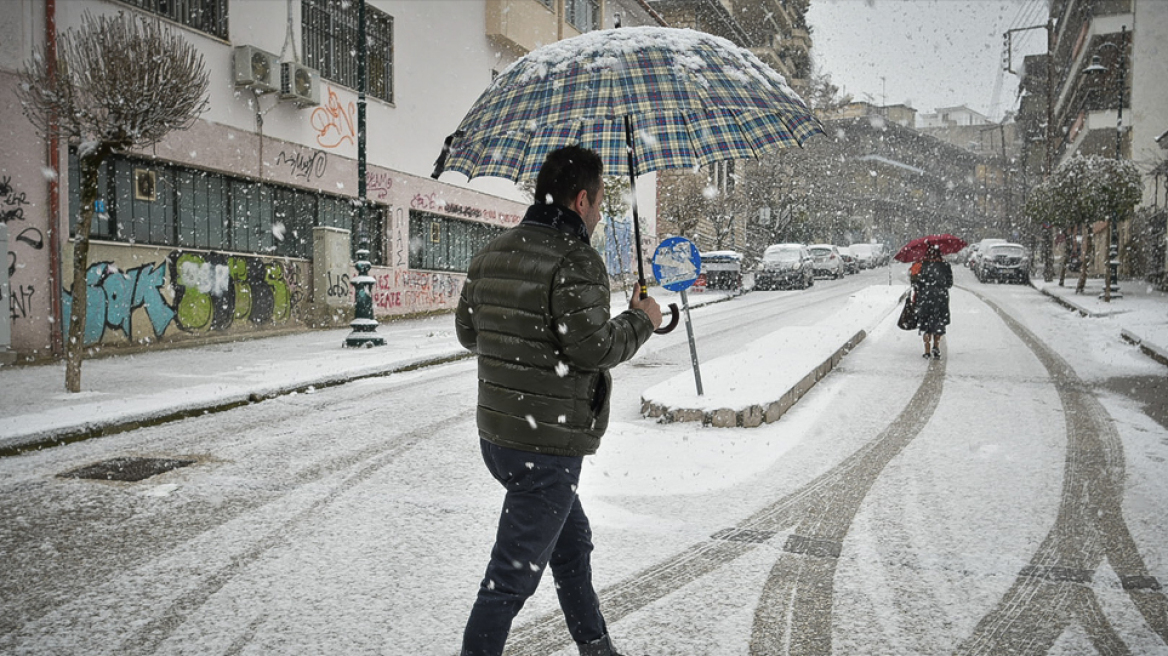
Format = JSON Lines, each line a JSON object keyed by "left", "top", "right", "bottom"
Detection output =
{"left": 437, "top": 26, "right": 823, "bottom": 181}
{"left": 894, "top": 234, "right": 968, "bottom": 263}
{"left": 433, "top": 26, "right": 824, "bottom": 333}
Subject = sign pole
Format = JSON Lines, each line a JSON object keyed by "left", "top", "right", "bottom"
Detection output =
{"left": 679, "top": 288, "right": 703, "bottom": 396}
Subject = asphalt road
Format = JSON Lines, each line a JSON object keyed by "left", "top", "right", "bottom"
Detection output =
{"left": 2, "top": 266, "right": 1165, "bottom": 655}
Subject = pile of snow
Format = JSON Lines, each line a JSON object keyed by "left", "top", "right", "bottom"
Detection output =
{"left": 643, "top": 286, "right": 904, "bottom": 412}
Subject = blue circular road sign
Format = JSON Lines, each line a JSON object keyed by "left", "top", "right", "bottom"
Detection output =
{"left": 651, "top": 237, "right": 701, "bottom": 292}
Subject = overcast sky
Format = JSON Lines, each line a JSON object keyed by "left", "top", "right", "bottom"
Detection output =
{"left": 805, "top": 0, "right": 1050, "bottom": 120}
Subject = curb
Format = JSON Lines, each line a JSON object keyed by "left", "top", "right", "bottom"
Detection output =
{"left": 640, "top": 329, "right": 867, "bottom": 428}
{"left": 0, "top": 351, "right": 471, "bottom": 458}
{"left": 1120, "top": 329, "right": 1168, "bottom": 367}
{"left": 1036, "top": 285, "right": 1098, "bottom": 317}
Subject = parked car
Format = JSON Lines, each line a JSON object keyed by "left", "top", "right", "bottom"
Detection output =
{"left": 837, "top": 246, "right": 859, "bottom": 274}
{"left": 871, "top": 243, "right": 890, "bottom": 266}
{"left": 808, "top": 244, "right": 845, "bottom": 279}
{"left": 699, "top": 250, "right": 743, "bottom": 291}
{"left": 970, "top": 238, "right": 1008, "bottom": 279}
{"left": 978, "top": 242, "right": 1030, "bottom": 283}
{"left": 756, "top": 243, "right": 814, "bottom": 290}
{"left": 848, "top": 243, "right": 875, "bottom": 269}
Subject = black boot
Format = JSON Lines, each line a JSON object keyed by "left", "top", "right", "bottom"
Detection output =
{"left": 579, "top": 634, "right": 626, "bottom": 656}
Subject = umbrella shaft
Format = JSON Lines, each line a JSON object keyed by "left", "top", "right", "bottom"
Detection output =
{"left": 624, "top": 116, "right": 648, "bottom": 296}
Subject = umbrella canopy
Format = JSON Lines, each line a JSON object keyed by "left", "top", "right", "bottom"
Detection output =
{"left": 437, "top": 26, "right": 824, "bottom": 181}
{"left": 894, "top": 234, "right": 968, "bottom": 263}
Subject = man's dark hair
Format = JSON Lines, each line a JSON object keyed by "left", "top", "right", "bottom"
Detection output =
{"left": 534, "top": 145, "right": 603, "bottom": 207}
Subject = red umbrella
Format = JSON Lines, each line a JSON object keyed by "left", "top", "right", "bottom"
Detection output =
{"left": 894, "top": 234, "right": 968, "bottom": 263}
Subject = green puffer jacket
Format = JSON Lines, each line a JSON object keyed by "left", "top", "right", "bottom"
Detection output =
{"left": 455, "top": 203, "right": 654, "bottom": 456}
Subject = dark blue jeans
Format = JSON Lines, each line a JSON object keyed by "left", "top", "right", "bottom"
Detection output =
{"left": 461, "top": 440, "right": 608, "bottom": 656}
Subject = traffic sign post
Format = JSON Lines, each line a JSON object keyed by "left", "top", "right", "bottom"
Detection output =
{"left": 651, "top": 237, "right": 704, "bottom": 396}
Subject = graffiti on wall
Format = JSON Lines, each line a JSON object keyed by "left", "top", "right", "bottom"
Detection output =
{"left": 368, "top": 172, "right": 393, "bottom": 200}
{"left": 2, "top": 175, "right": 43, "bottom": 322}
{"left": 61, "top": 251, "right": 304, "bottom": 345}
{"left": 311, "top": 87, "right": 356, "bottom": 149}
{"left": 274, "top": 149, "right": 328, "bottom": 182}
{"left": 1, "top": 175, "right": 30, "bottom": 224}
{"left": 409, "top": 192, "right": 522, "bottom": 226}
{"left": 372, "top": 269, "right": 461, "bottom": 313}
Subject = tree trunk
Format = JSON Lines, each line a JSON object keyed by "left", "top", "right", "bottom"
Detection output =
{"left": 1042, "top": 225, "right": 1054, "bottom": 282}
{"left": 1058, "top": 228, "right": 1069, "bottom": 287}
{"left": 64, "top": 145, "right": 110, "bottom": 392}
{"left": 1076, "top": 224, "right": 1092, "bottom": 294}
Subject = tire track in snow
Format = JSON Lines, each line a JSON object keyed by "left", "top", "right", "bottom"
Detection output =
{"left": 502, "top": 338, "right": 947, "bottom": 655}
{"left": 746, "top": 351, "right": 946, "bottom": 654}
{"left": 954, "top": 289, "right": 1167, "bottom": 655}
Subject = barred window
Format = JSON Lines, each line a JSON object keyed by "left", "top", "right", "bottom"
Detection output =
{"left": 69, "top": 151, "right": 385, "bottom": 265}
{"left": 303, "top": 0, "right": 394, "bottom": 103}
{"left": 565, "top": 0, "right": 600, "bottom": 32}
{"left": 112, "top": 0, "right": 228, "bottom": 40}
{"left": 408, "top": 211, "right": 505, "bottom": 273}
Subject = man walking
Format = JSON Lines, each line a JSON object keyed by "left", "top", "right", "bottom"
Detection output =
{"left": 455, "top": 145, "right": 661, "bottom": 656}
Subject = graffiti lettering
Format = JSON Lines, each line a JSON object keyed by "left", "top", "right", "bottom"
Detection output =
{"left": 367, "top": 172, "right": 394, "bottom": 199}
{"left": 9, "top": 284, "right": 34, "bottom": 320}
{"left": 1, "top": 176, "right": 30, "bottom": 225}
{"left": 391, "top": 206, "right": 407, "bottom": 268}
{"left": 371, "top": 268, "right": 462, "bottom": 312}
{"left": 61, "top": 262, "right": 175, "bottom": 345}
{"left": 170, "top": 252, "right": 293, "bottom": 331}
{"left": 274, "top": 149, "right": 328, "bottom": 182}
{"left": 59, "top": 252, "right": 303, "bottom": 345}
{"left": 310, "top": 87, "right": 356, "bottom": 149}
{"left": 327, "top": 271, "right": 350, "bottom": 298}
{"left": 443, "top": 203, "right": 483, "bottom": 219}
{"left": 410, "top": 192, "right": 442, "bottom": 211}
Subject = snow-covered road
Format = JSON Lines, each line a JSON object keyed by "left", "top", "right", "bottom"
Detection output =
{"left": 1, "top": 267, "right": 1165, "bottom": 655}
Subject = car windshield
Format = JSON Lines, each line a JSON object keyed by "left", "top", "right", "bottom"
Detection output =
{"left": 765, "top": 248, "right": 802, "bottom": 263}
{"left": 988, "top": 245, "right": 1025, "bottom": 258}
{"left": 809, "top": 248, "right": 832, "bottom": 257}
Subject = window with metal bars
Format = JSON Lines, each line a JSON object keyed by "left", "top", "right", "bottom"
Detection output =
{"left": 408, "top": 210, "right": 505, "bottom": 273}
{"left": 111, "top": 0, "right": 228, "bottom": 40}
{"left": 69, "top": 151, "right": 385, "bottom": 265}
{"left": 565, "top": 0, "right": 600, "bottom": 32}
{"left": 303, "top": 0, "right": 394, "bottom": 103}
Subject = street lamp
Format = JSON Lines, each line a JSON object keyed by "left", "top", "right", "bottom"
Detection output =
{"left": 1083, "top": 25, "right": 1127, "bottom": 301}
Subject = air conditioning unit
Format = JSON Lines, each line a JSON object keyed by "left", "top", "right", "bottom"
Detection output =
{"left": 280, "top": 62, "right": 320, "bottom": 107}
{"left": 233, "top": 45, "right": 280, "bottom": 93}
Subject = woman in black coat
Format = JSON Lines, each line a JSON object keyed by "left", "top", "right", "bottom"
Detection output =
{"left": 914, "top": 244, "right": 953, "bottom": 359}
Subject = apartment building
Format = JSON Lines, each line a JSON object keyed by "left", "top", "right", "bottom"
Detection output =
{"left": 0, "top": 0, "right": 661, "bottom": 362}
{"left": 1016, "top": 0, "right": 1168, "bottom": 281}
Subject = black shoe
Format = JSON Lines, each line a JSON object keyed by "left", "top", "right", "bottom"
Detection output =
{"left": 932, "top": 348, "right": 941, "bottom": 360}
{"left": 579, "top": 635, "right": 626, "bottom": 656}
{"left": 922, "top": 352, "right": 931, "bottom": 359}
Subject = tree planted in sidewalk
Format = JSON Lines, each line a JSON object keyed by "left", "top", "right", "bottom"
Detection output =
{"left": 1045, "top": 155, "right": 1141, "bottom": 294}
{"left": 17, "top": 11, "right": 209, "bottom": 392}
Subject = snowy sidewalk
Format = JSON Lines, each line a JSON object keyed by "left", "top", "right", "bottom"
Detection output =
{"left": 0, "top": 288, "right": 739, "bottom": 453}
{"left": 1033, "top": 278, "right": 1168, "bottom": 365}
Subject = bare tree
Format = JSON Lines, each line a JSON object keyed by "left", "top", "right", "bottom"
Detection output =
{"left": 18, "top": 11, "right": 209, "bottom": 392}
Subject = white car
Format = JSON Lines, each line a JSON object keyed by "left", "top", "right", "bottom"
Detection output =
{"left": 808, "top": 244, "right": 845, "bottom": 279}
{"left": 756, "top": 243, "right": 814, "bottom": 290}
{"left": 848, "top": 243, "right": 875, "bottom": 269}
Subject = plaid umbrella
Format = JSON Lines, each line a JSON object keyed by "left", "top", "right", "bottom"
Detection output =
{"left": 434, "top": 27, "right": 823, "bottom": 333}
{"left": 438, "top": 26, "right": 824, "bottom": 181}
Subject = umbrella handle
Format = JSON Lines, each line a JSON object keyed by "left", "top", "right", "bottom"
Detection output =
{"left": 656, "top": 303, "right": 680, "bottom": 334}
